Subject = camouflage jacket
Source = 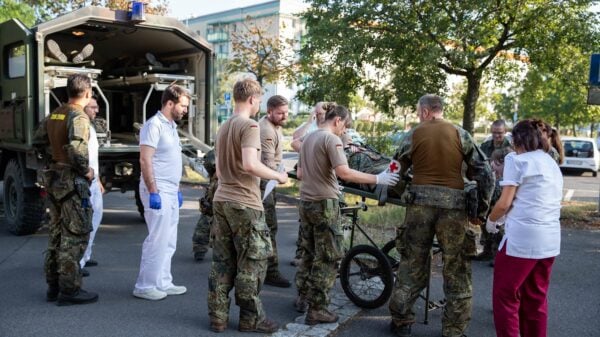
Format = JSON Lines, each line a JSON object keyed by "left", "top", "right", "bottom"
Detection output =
{"left": 394, "top": 122, "right": 495, "bottom": 219}
{"left": 480, "top": 137, "right": 512, "bottom": 159}
{"left": 34, "top": 104, "right": 90, "bottom": 177}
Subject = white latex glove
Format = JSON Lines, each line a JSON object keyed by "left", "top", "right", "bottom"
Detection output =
{"left": 496, "top": 215, "right": 507, "bottom": 226}
{"left": 376, "top": 172, "right": 400, "bottom": 186}
{"left": 486, "top": 218, "right": 500, "bottom": 234}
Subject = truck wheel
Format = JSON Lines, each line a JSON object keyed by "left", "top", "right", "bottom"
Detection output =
{"left": 134, "top": 185, "right": 145, "bottom": 219}
{"left": 3, "top": 159, "right": 44, "bottom": 235}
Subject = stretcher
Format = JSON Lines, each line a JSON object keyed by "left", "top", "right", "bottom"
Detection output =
{"left": 287, "top": 169, "right": 444, "bottom": 322}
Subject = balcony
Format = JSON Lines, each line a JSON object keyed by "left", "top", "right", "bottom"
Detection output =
{"left": 207, "top": 32, "right": 229, "bottom": 43}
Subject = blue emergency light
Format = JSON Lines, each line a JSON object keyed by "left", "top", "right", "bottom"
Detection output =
{"left": 130, "top": 1, "right": 146, "bottom": 22}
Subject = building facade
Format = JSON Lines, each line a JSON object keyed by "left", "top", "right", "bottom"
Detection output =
{"left": 184, "top": 0, "right": 308, "bottom": 117}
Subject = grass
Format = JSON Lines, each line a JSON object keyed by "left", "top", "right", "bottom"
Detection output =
{"left": 560, "top": 201, "right": 600, "bottom": 229}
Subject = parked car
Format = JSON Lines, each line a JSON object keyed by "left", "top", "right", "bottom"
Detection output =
{"left": 560, "top": 137, "right": 600, "bottom": 177}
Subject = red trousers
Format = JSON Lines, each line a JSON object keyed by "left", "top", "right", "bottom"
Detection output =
{"left": 492, "top": 245, "right": 555, "bottom": 337}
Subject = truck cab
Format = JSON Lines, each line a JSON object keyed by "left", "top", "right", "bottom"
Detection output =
{"left": 0, "top": 6, "right": 214, "bottom": 234}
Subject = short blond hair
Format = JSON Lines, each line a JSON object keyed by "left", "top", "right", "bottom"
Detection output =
{"left": 233, "top": 78, "right": 262, "bottom": 103}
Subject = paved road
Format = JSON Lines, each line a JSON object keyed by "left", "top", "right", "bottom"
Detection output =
{"left": 333, "top": 228, "right": 600, "bottom": 337}
{"left": 0, "top": 185, "right": 306, "bottom": 337}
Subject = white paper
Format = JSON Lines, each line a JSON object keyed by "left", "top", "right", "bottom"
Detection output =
{"left": 263, "top": 164, "right": 284, "bottom": 201}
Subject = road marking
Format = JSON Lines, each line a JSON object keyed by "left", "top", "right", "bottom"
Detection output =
{"left": 563, "top": 189, "right": 575, "bottom": 201}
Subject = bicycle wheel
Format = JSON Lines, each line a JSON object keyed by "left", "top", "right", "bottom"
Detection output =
{"left": 381, "top": 240, "right": 400, "bottom": 270}
{"left": 339, "top": 244, "right": 394, "bottom": 309}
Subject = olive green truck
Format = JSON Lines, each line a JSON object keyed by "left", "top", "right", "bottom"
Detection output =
{"left": 0, "top": 6, "right": 214, "bottom": 235}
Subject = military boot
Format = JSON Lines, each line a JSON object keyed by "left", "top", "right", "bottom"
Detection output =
{"left": 238, "top": 317, "right": 279, "bottom": 333}
{"left": 57, "top": 289, "right": 98, "bottom": 306}
{"left": 209, "top": 320, "right": 227, "bottom": 333}
{"left": 390, "top": 322, "right": 412, "bottom": 337}
{"left": 305, "top": 308, "right": 339, "bottom": 325}
{"left": 46, "top": 285, "right": 59, "bottom": 302}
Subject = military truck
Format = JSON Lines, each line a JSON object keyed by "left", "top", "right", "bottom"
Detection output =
{"left": 0, "top": 6, "right": 214, "bottom": 235}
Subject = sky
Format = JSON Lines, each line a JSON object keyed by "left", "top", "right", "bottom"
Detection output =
{"left": 167, "top": 0, "right": 273, "bottom": 19}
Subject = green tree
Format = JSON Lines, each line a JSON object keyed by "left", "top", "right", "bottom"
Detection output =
{"left": 0, "top": 0, "right": 35, "bottom": 26}
{"left": 300, "top": 0, "right": 598, "bottom": 134}
{"left": 518, "top": 45, "right": 600, "bottom": 136}
{"left": 22, "top": 0, "right": 168, "bottom": 23}
{"left": 227, "top": 15, "right": 299, "bottom": 87}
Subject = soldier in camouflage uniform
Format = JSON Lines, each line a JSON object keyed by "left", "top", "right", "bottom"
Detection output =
{"left": 388, "top": 94, "right": 494, "bottom": 337}
{"left": 208, "top": 79, "right": 288, "bottom": 333}
{"left": 34, "top": 74, "right": 98, "bottom": 306}
{"left": 476, "top": 120, "right": 513, "bottom": 262}
{"left": 259, "top": 95, "right": 291, "bottom": 287}
{"left": 296, "top": 104, "right": 398, "bottom": 325}
{"left": 192, "top": 150, "right": 217, "bottom": 261}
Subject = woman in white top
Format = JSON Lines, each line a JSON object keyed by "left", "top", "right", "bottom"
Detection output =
{"left": 486, "top": 119, "right": 563, "bottom": 337}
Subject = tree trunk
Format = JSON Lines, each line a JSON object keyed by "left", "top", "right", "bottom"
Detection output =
{"left": 571, "top": 124, "right": 577, "bottom": 137}
{"left": 462, "top": 73, "right": 482, "bottom": 135}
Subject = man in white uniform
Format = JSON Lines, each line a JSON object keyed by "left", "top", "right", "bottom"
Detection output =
{"left": 79, "top": 97, "right": 104, "bottom": 275}
{"left": 133, "top": 85, "right": 190, "bottom": 301}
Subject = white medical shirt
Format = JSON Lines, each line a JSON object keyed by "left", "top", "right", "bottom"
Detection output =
{"left": 139, "top": 111, "right": 182, "bottom": 194}
{"left": 88, "top": 124, "right": 99, "bottom": 181}
{"left": 499, "top": 150, "right": 563, "bottom": 259}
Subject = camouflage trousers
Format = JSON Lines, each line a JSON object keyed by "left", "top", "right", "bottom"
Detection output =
{"left": 45, "top": 186, "right": 92, "bottom": 293}
{"left": 192, "top": 213, "right": 212, "bottom": 257}
{"left": 208, "top": 201, "right": 273, "bottom": 326}
{"left": 389, "top": 205, "right": 472, "bottom": 337}
{"left": 480, "top": 182, "right": 504, "bottom": 255}
{"left": 295, "top": 199, "right": 342, "bottom": 310}
{"left": 262, "top": 189, "right": 280, "bottom": 277}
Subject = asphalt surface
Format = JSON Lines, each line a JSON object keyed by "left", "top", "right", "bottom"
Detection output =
{"left": 332, "top": 228, "right": 600, "bottom": 337}
{"left": 0, "top": 168, "right": 599, "bottom": 337}
{"left": 0, "top": 185, "right": 304, "bottom": 337}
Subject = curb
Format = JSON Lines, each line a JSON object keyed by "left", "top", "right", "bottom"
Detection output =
{"left": 271, "top": 288, "right": 361, "bottom": 337}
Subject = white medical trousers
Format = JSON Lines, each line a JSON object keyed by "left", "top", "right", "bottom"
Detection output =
{"left": 134, "top": 183, "right": 179, "bottom": 291}
{"left": 80, "top": 179, "right": 103, "bottom": 268}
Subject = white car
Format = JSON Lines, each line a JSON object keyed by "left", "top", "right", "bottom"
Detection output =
{"left": 560, "top": 136, "right": 600, "bottom": 177}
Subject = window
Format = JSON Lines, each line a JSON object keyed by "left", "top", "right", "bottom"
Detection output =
{"left": 7, "top": 44, "right": 26, "bottom": 78}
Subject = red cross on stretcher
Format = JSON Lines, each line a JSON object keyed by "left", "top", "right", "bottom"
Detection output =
{"left": 389, "top": 160, "right": 400, "bottom": 173}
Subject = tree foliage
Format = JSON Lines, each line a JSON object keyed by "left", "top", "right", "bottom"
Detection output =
{"left": 0, "top": 0, "right": 35, "bottom": 26}
{"left": 518, "top": 45, "right": 600, "bottom": 135}
{"left": 227, "top": 15, "right": 299, "bottom": 87}
{"left": 20, "top": 0, "right": 168, "bottom": 23}
{"left": 300, "top": 0, "right": 598, "bottom": 133}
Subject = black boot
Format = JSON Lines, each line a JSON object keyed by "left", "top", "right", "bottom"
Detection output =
{"left": 46, "top": 285, "right": 59, "bottom": 302}
{"left": 57, "top": 289, "right": 98, "bottom": 306}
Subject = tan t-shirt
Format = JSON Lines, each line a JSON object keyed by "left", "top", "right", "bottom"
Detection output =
{"left": 259, "top": 116, "right": 282, "bottom": 171}
{"left": 213, "top": 114, "right": 263, "bottom": 210}
{"left": 299, "top": 129, "right": 348, "bottom": 201}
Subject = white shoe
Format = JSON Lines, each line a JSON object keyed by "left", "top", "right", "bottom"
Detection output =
{"left": 132, "top": 288, "right": 167, "bottom": 301}
{"left": 160, "top": 285, "right": 187, "bottom": 295}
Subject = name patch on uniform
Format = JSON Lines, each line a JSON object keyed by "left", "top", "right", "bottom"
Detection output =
{"left": 50, "top": 114, "right": 66, "bottom": 120}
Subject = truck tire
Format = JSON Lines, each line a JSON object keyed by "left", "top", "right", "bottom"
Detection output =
{"left": 3, "top": 159, "right": 45, "bottom": 235}
{"left": 134, "top": 184, "right": 145, "bottom": 219}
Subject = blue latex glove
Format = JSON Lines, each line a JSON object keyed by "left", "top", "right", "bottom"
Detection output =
{"left": 82, "top": 198, "right": 90, "bottom": 208}
{"left": 178, "top": 191, "right": 183, "bottom": 208}
{"left": 149, "top": 192, "right": 161, "bottom": 210}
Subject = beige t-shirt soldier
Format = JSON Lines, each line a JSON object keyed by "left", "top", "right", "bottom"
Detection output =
{"left": 258, "top": 95, "right": 291, "bottom": 288}
{"left": 296, "top": 104, "right": 399, "bottom": 326}
{"left": 208, "top": 78, "right": 287, "bottom": 334}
